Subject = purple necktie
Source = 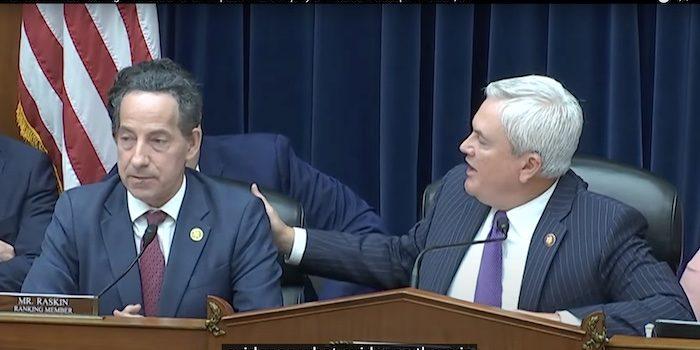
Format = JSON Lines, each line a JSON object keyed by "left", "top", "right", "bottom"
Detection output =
{"left": 139, "top": 210, "right": 167, "bottom": 316}
{"left": 473, "top": 210, "right": 508, "bottom": 307}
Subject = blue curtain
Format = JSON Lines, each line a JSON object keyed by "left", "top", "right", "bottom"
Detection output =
{"left": 159, "top": 4, "right": 700, "bottom": 269}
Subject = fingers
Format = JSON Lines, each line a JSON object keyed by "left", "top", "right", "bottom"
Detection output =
{"left": 251, "top": 183, "right": 281, "bottom": 219}
{"left": 113, "top": 304, "right": 143, "bottom": 317}
{"left": 124, "top": 304, "right": 141, "bottom": 314}
{"left": 0, "top": 240, "right": 15, "bottom": 262}
{"left": 251, "top": 183, "right": 294, "bottom": 254}
{"left": 251, "top": 183, "right": 273, "bottom": 210}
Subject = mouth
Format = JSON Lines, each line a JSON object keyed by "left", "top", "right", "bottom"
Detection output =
{"left": 465, "top": 161, "right": 476, "bottom": 174}
{"left": 128, "top": 175, "right": 156, "bottom": 182}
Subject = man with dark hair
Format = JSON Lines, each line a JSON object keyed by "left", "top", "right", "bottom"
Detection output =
{"left": 103, "top": 58, "right": 391, "bottom": 301}
{"left": 23, "top": 58, "right": 282, "bottom": 317}
{"left": 0, "top": 135, "right": 57, "bottom": 291}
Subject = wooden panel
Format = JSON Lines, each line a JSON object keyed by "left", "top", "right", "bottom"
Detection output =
{"left": 0, "top": 4, "right": 21, "bottom": 140}
{"left": 0, "top": 314, "right": 207, "bottom": 350}
{"left": 608, "top": 335, "right": 700, "bottom": 350}
{"left": 0, "top": 291, "right": 699, "bottom": 349}
{"left": 210, "top": 289, "right": 588, "bottom": 350}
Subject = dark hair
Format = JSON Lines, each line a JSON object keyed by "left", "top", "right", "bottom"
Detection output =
{"left": 107, "top": 58, "right": 202, "bottom": 136}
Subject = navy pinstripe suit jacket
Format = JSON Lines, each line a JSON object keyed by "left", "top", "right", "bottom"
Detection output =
{"left": 301, "top": 163, "right": 694, "bottom": 335}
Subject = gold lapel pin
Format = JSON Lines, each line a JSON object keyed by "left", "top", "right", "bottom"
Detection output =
{"left": 190, "top": 228, "right": 204, "bottom": 242}
{"left": 544, "top": 233, "right": 556, "bottom": 247}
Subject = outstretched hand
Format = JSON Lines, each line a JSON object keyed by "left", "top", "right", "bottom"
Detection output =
{"left": 251, "top": 183, "right": 295, "bottom": 255}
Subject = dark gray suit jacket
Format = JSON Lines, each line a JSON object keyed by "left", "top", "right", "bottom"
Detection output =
{"left": 300, "top": 164, "right": 694, "bottom": 335}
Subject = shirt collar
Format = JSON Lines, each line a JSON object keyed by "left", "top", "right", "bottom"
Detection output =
{"left": 504, "top": 178, "right": 560, "bottom": 239}
{"left": 127, "top": 174, "right": 187, "bottom": 223}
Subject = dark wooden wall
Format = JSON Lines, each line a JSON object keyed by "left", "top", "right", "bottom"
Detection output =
{"left": 0, "top": 4, "right": 22, "bottom": 140}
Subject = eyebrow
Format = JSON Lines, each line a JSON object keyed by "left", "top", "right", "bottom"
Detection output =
{"left": 116, "top": 126, "right": 134, "bottom": 134}
{"left": 116, "top": 125, "right": 170, "bottom": 136}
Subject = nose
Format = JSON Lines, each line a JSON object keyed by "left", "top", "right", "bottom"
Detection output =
{"left": 130, "top": 140, "right": 151, "bottom": 169}
{"left": 459, "top": 133, "right": 475, "bottom": 157}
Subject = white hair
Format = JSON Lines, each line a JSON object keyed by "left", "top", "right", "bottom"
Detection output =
{"left": 485, "top": 75, "right": 583, "bottom": 178}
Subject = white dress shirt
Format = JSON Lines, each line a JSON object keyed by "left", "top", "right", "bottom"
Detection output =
{"left": 127, "top": 175, "right": 187, "bottom": 265}
{"left": 446, "top": 180, "right": 558, "bottom": 308}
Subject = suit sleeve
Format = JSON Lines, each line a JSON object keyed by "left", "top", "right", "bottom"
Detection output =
{"left": 276, "top": 135, "right": 390, "bottom": 235}
{"left": 567, "top": 206, "right": 695, "bottom": 335}
{"left": 229, "top": 196, "right": 283, "bottom": 311}
{"left": 21, "top": 193, "right": 80, "bottom": 294}
{"left": 297, "top": 178, "right": 445, "bottom": 289}
{"left": 0, "top": 152, "right": 57, "bottom": 291}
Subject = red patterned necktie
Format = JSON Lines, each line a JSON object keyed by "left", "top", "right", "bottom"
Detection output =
{"left": 139, "top": 210, "right": 167, "bottom": 316}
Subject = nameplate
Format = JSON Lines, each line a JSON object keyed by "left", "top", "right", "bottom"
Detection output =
{"left": 0, "top": 292, "right": 98, "bottom": 316}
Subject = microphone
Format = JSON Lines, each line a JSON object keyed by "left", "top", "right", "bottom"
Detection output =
{"left": 410, "top": 215, "right": 509, "bottom": 289}
{"left": 97, "top": 224, "right": 159, "bottom": 298}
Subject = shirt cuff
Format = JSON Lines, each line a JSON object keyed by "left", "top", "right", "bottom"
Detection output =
{"left": 557, "top": 310, "right": 582, "bottom": 326}
{"left": 285, "top": 227, "right": 307, "bottom": 265}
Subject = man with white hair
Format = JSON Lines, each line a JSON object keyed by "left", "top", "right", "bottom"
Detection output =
{"left": 253, "top": 75, "right": 694, "bottom": 335}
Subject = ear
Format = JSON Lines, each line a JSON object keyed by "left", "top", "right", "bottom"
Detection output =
{"left": 185, "top": 126, "right": 202, "bottom": 166}
{"left": 518, "top": 152, "right": 543, "bottom": 183}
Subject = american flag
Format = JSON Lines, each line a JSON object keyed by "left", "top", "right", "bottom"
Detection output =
{"left": 16, "top": 4, "right": 160, "bottom": 190}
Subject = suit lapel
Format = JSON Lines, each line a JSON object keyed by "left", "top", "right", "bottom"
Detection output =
{"left": 518, "top": 172, "right": 578, "bottom": 311}
{"left": 435, "top": 199, "right": 489, "bottom": 294}
{"left": 101, "top": 181, "right": 143, "bottom": 307}
{"left": 420, "top": 176, "right": 490, "bottom": 294}
{"left": 198, "top": 137, "right": 224, "bottom": 177}
{"left": 158, "top": 171, "right": 211, "bottom": 317}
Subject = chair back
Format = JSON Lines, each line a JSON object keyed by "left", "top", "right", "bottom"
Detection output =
{"left": 570, "top": 155, "right": 682, "bottom": 272}
{"left": 214, "top": 177, "right": 311, "bottom": 305}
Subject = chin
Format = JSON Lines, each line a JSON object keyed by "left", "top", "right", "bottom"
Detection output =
{"left": 464, "top": 179, "right": 476, "bottom": 195}
{"left": 127, "top": 187, "right": 150, "bottom": 201}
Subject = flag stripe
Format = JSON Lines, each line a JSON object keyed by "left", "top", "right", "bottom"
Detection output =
{"left": 135, "top": 4, "right": 161, "bottom": 60}
{"left": 17, "top": 4, "right": 159, "bottom": 189}
{"left": 117, "top": 4, "right": 152, "bottom": 64}
{"left": 62, "top": 97, "right": 107, "bottom": 184}
{"left": 17, "top": 78, "right": 63, "bottom": 181}
{"left": 22, "top": 4, "right": 64, "bottom": 98}
{"left": 61, "top": 154, "right": 81, "bottom": 193}
{"left": 19, "top": 21, "right": 64, "bottom": 161}
{"left": 62, "top": 23, "right": 117, "bottom": 173}
{"left": 86, "top": 4, "right": 133, "bottom": 71}
{"left": 36, "top": 4, "right": 64, "bottom": 44}
{"left": 64, "top": 4, "right": 117, "bottom": 106}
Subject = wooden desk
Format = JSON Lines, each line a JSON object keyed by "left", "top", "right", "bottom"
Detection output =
{"left": 1, "top": 289, "right": 699, "bottom": 350}
{"left": 0, "top": 313, "right": 206, "bottom": 350}
{"left": 608, "top": 335, "right": 700, "bottom": 350}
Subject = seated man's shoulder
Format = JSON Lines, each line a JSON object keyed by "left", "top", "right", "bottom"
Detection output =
{"left": 434, "top": 163, "right": 469, "bottom": 191}
{"left": 572, "top": 183, "right": 646, "bottom": 226}
{"left": 201, "top": 134, "right": 289, "bottom": 174}
{"left": 192, "top": 171, "right": 258, "bottom": 207}
{"left": 61, "top": 174, "right": 121, "bottom": 203}
{"left": 205, "top": 133, "right": 286, "bottom": 151}
{"left": 0, "top": 136, "right": 48, "bottom": 167}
